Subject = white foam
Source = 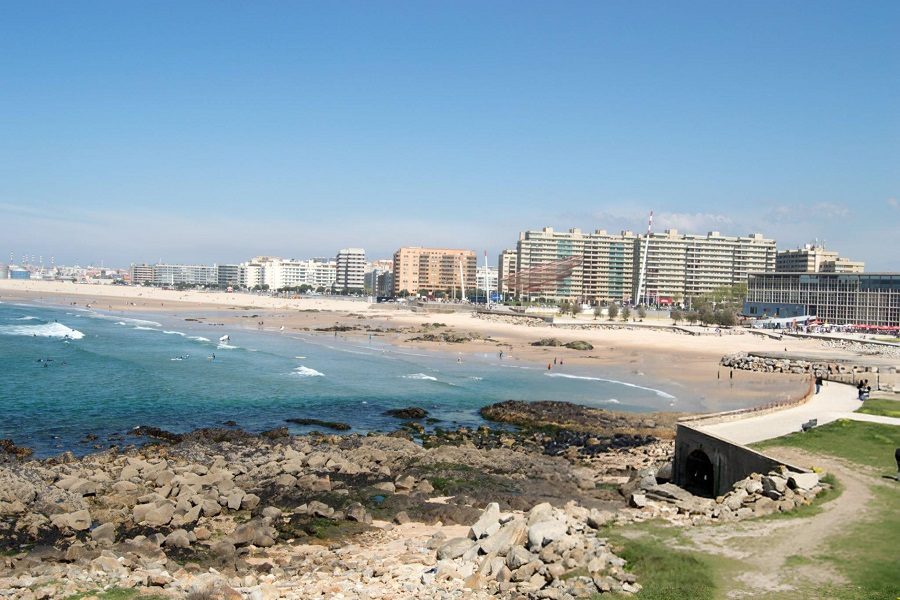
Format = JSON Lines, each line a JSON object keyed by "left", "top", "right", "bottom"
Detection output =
{"left": 92, "top": 314, "right": 162, "bottom": 327}
{"left": 292, "top": 365, "right": 324, "bottom": 378}
{"left": 544, "top": 372, "right": 676, "bottom": 399}
{"left": 188, "top": 336, "right": 210, "bottom": 342}
{"left": 217, "top": 343, "right": 238, "bottom": 350}
{"left": 0, "top": 322, "right": 85, "bottom": 340}
{"left": 15, "top": 316, "right": 39, "bottom": 321}
{"left": 402, "top": 373, "right": 438, "bottom": 381}
{"left": 163, "top": 330, "right": 186, "bottom": 336}
{"left": 469, "top": 376, "right": 483, "bottom": 381}
{"left": 133, "top": 326, "right": 158, "bottom": 331}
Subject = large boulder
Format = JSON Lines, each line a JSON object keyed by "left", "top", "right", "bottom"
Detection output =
{"left": 527, "top": 518, "right": 567, "bottom": 550}
{"left": 469, "top": 502, "right": 501, "bottom": 540}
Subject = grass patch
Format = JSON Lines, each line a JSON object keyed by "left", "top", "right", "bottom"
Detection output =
{"left": 856, "top": 397, "right": 900, "bottom": 419}
{"left": 805, "top": 484, "right": 900, "bottom": 600}
{"left": 753, "top": 419, "right": 900, "bottom": 472}
{"left": 604, "top": 535, "right": 717, "bottom": 599}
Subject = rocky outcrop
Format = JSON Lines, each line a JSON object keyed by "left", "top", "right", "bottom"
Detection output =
{"left": 425, "top": 501, "right": 641, "bottom": 596}
{"left": 622, "top": 466, "right": 828, "bottom": 526}
{"left": 720, "top": 352, "right": 885, "bottom": 378}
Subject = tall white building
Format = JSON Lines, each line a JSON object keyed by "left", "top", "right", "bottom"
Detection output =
{"left": 335, "top": 248, "right": 366, "bottom": 292}
{"left": 476, "top": 265, "right": 498, "bottom": 296}
{"left": 632, "top": 230, "right": 776, "bottom": 304}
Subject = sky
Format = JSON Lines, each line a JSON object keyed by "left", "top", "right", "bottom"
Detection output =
{"left": 1, "top": 1, "right": 898, "bottom": 269}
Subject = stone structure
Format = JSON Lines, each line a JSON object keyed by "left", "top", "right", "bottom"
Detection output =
{"left": 672, "top": 424, "right": 806, "bottom": 497}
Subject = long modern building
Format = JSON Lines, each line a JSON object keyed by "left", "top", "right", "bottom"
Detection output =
{"left": 130, "top": 263, "right": 219, "bottom": 286}
{"left": 334, "top": 248, "right": 366, "bottom": 293}
{"left": 392, "top": 247, "right": 477, "bottom": 297}
{"left": 632, "top": 230, "right": 776, "bottom": 304}
{"left": 502, "top": 226, "right": 774, "bottom": 305}
{"left": 743, "top": 272, "right": 900, "bottom": 327}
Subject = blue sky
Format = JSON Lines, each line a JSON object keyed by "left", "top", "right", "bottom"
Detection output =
{"left": 1, "top": 1, "right": 897, "bottom": 268}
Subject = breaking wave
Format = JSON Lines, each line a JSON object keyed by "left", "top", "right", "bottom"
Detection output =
{"left": 292, "top": 366, "right": 324, "bottom": 378}
{"left": 0, "top": 322, "right": 85, "bottom": 340}
{"left": 544, "top": 372, "right": 676, "bottom": 399}
{"left": 401, "top": 373, "right": 438, "bottom": 381}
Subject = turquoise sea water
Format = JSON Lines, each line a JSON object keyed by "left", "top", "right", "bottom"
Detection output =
{"left": 0, "top": 302, "right": 680, "bottom": 457}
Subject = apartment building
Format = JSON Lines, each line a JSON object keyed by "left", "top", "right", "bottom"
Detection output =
{"left": 505, "top": 226, "right": 775, "bottom": 305}
{"left": 497, "top": 249, "right": 517, "bottom": 297}
{"left": 217, "top": 264, "right": 241, "bottom": 288}
{"left": 632, "top": 230, "right": 776, "bottom": 304}
{"left": 392, "top": 247, "right": 476, "bottom": 296}
{"left": 514, "top": 227, "right": 586, "bottom": 301}
{"left": 584, "top": 230, "right": 637, "bottom": 304}
{"left": 476, "top": 265, "right": 498, "bottom": 296}
{"left": 151, "top": 264, "right": 219, "bottom": 286}
{"left": 129, "top": 264, "right": 154, "bottom": 285}
{"left": 744, "top": 272, "right": 900, "bottom": 327}
{"left": 335, "top": 248, "right": 366, "bottom": 292}
{"left": 776, "top": 244, "right": 865, "bottom": 274}
{"left": 511, "top": 227, "right": 637, "bottom": 304}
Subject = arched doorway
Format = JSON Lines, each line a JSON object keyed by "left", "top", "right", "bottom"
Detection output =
{"left": 685, "top": 449, "right": 714, "bottom": 497}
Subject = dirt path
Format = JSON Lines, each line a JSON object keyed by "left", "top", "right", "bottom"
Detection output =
{"left": 677, "top": 448, "right": 875, "bottom": 598}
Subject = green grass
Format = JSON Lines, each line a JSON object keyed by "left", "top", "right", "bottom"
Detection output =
{"left": 603, "top": 534, "right": 718, "bottom": 600}
{"left": 856, "top": 397, "right": 900, "bottom": 419}
{"left": 805, "top": 484, "right": 900, "bottom": 600}
{"left": 753, "top": 418, "right": 900, "bottom": 472}
{"left": 749, "top": 420, "right": 900, "bottom": 599}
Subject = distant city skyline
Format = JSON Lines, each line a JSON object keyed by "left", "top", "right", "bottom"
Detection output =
{"left": 1, "top": 2, "right": 897, "bottom": 269}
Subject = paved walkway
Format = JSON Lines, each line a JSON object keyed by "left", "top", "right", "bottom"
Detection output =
{"left": 698, "top": 382, "right": 900, "bottom": 445}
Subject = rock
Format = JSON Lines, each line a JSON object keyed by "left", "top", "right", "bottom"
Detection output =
{"left": 506, "top": 545, "right": 533, "bottom": 570}
{"left": 469, "top": 502, "right": 501, "bottom": 540}
{"left": 527, "top": 518, "right": 567, "bottom": 550}
{"left": 395, "top": 474, "right": 416, "bottom": 490}
{"left": 90, "top": 555, "right": 128, "bottom": 577}
{"left": 144, "top": 503, "right": 174, "bottom": 526}
{"left": 527, "top": 502, "right": 554, "bottom": 526}
{"left": 307, "top": 500, "right": 333, "bottom": 518}
{"left": 90, "top": 522, "right": 116, "bottom": 545}
{"left": 788, "top": 472, "right": 819, "bottom": 491}
{"left": 227, "top": 489, "right": 245, "bottom": 510}
{"left": 201, "top": 498, "right": 222, "bottom": 517}
{"left": 241, "top": 493, "right": 261, "bottom": 510}
{"left": 587, "top": 509, "right": 613, "bottom": 529}
{"left": 417, "top": 479, "right": 435, "bottom": 494}
{"left": 345, "top": 502, "right": 372, "bottom": 524}
{"left": 476, "top": 517, "right": 526, "bottom": 556}
{"left": 437, "top": 537, "right": 474, "bottom": 560}
{"left": 393, "top": 511, "right": 411, "bottom": 525}
{"left": 261, "top": 506, "right": 282, "bottom": 519}
{"left": 372, "top": 481, "right": 396, "bottom": 493}
{"left": 51, "top": 509, "right": 91, "bottom": 531}
{"left": 384, "top": 407, "right": 428, "bottom": 419}
{"left": 629, "top": 493, "right": 647, "bottom": 508}
{"left": 164, "top": 529, "right": 191, "bottom": 548}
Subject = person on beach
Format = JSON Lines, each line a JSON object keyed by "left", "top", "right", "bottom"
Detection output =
{"left": 499, "top": 351, "right": 503, "bottom": 359}
{"left": 815, "top": 375, "right": 823, "bottom": 394}
{"left": 547, "top": 363, "right": 552, "bottom": 370}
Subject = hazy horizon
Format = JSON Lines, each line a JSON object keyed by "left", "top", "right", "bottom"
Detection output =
{"left": 2, "top": 2, "right": 897, "bottom": 269}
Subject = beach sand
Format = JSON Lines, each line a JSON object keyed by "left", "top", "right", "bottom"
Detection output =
{"left": 0, "top": 279, "right": 839, "bottom": 412}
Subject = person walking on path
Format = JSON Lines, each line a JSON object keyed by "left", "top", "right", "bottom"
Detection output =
{"left": 815, "top": 375, "right": 823, "bottom": 394}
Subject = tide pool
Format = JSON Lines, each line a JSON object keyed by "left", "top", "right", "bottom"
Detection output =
{"left": 0, "top": 302, "right": 678, "bottom": 457}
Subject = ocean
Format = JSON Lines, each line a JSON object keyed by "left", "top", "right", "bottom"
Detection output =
{"left": 0, "top": 301, "right": 679, "bottom": 457}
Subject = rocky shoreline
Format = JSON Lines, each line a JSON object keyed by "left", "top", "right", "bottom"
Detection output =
{"left": 0, "top": 404, "right": 830, "bottom": 599}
